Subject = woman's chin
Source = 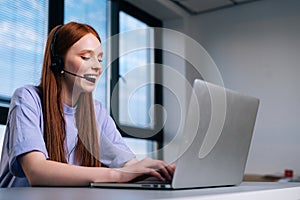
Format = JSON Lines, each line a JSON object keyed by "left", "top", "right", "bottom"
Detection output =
{"left": 82, "top": 85, "right": 96, "bottom": 93}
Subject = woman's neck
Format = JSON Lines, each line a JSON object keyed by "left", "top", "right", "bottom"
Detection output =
{"left": 61, "top": 83, "right": 80, "bottom": 107}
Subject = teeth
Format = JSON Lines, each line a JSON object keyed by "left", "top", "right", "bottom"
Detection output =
{"left": 84, "top": 75, "right": 97, "bottom": 79}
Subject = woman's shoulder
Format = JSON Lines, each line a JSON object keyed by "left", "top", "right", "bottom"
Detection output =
{"left": 13, "top": 85, "right": 41, "bottom": 99}
{"left": 13, "top": 85, "right": 40, "bottom": 94}
{"left": 93, "top": 99, "right": 107, "bottom": 113}
{"left": 93, "top": 99, "right": 111, "bottom": 119}
{"left": 12, "top": 85, "right": 41, "bottom": 106}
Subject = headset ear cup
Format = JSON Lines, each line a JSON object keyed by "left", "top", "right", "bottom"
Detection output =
{"left": 51, "top": 55, "right": 64, "bottom": 74}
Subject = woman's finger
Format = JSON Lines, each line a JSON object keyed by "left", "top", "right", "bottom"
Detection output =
{"left": 156, "top": 165, "right": 172, "bottom": 181}
{"left": 147, "top": 169, "right": 165, "bottom": 181}
{"left": 153, "top": 161, "right": 174, "bottom": 181}
{"left": 165, "top": 164, "right": 175, "bottom": 177}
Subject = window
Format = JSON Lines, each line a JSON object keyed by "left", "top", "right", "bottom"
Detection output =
{"left": 118, "top": 11, "right": 155, "bottom": 129}
{"left": 110, "top": 1, "right": 163, "bottom": 159}
{"left": 0, "top": 0, "right": 48, "bottom": 100}
{"left": 65, "top": 0, "right": 108, "bottom": 106}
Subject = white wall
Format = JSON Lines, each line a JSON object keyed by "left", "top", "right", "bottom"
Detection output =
{"left": 130, "top": 0, "right": 300, "bottom": 176}
{"left": 162, "top": 19, "right": 187, "bottom": 163}
{"left": 187, "top": 0, "right": 300, "bottom": 176}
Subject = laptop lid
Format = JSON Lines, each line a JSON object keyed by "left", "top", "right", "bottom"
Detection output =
{"left": 171, "top": 79, "right": 259, "bottom": 189}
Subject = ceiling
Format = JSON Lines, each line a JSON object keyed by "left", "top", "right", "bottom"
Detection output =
{"left": 170, "top": 0, "right": 261, "bottom": 15}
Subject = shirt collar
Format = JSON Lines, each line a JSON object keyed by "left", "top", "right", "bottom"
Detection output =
{"left": 63, "top": 103, "right": 77, "bottom": 115}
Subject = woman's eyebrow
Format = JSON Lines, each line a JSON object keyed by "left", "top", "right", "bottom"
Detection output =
{"left": 79, "top": 49, "right": 103, "bottom": 57}
{"left": 79, "top": 49, "right": 93, "bottom": 54}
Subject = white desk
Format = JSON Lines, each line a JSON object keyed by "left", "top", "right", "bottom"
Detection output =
{"left": 0, "top": 182, "right": 299, "bottom": 200}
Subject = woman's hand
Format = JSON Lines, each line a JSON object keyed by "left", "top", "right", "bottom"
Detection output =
{"left": 20, "top": 152, "right": 176, "bottom": 185}
{"left": 113, "top": 158, "right": 176, "bottom": 183}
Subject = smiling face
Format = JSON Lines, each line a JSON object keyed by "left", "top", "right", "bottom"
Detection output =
{"left": 61, "top": 33, "right": 103, "bottom": 103}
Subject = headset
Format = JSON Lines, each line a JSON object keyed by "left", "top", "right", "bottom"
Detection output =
{"left": 50, "top": 25, "right": 64, "bottom": 74}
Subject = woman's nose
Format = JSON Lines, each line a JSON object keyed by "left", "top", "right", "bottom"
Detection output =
{"left": 92, "top": 60, "right": 103, "bottom": 73}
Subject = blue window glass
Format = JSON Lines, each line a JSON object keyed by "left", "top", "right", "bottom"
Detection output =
{"left": 119, "top": 11, "right": 155, "bottom": 129}
{"left": 118, "top": 11, "right": 157, "bottom": 159}
{"left": 65, "top": 0, "right": 108, "bottom": 106}
{"left": 0, "top": 0, "right": 48, "bottom": 99}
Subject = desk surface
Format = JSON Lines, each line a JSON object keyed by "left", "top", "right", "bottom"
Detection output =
{"left": 1, "top": 182, "right": 300, "bottom": 200}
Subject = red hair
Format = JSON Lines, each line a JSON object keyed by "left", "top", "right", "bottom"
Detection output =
{"left": 39, "top": 22, "right": 101, "bottom": 167}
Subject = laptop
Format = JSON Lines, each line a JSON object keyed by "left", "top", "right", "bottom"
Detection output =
{"left": 91, "top": 79, "right": 260, "bottom": 189}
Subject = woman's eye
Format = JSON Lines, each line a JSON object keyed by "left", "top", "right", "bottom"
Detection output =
{"left": 81, "top": 56, "right": 90, "bottom": 60}
{"left": 98, "top": 59, "right": 103, "bottom": 63}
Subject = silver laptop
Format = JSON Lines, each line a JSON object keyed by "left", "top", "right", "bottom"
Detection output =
{"left": 91, "top": 79, "right": 260, "bottom": 189}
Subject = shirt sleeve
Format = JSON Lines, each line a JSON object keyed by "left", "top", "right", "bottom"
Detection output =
{"left": 95, "top": 101, "right": 135, "bottom": 168}
{"left": 7, "top": 87, "right": 48, "bottom": 177}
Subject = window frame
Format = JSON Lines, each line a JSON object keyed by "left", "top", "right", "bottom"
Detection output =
{"left": 48, "top": 0, "right": 64, "bottom": 33}
{"left": 0, "top": 99, "right": 9, "bottom": 125}
{"left": 110, "top": 0, "right": 164, "bottom": 155}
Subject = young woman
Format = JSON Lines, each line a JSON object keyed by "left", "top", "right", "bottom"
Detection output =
{"left": 0, "top": 22, "right": 174, "bottom": 187}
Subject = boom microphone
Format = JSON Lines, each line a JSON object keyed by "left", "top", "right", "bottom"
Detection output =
{"left": 63, "top": 70, "right": 96, "bottom": 83}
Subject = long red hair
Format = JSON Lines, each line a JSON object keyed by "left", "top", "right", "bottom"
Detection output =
{"left": 39, "top": 22, "right": 101, "bottom": 167}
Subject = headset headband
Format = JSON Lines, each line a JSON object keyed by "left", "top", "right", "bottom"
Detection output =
{"left": 50, "top": 25, "right": 63, "bottom": 57}
{"left": 50, "top": 25, "right": 64, "bottom": 74}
